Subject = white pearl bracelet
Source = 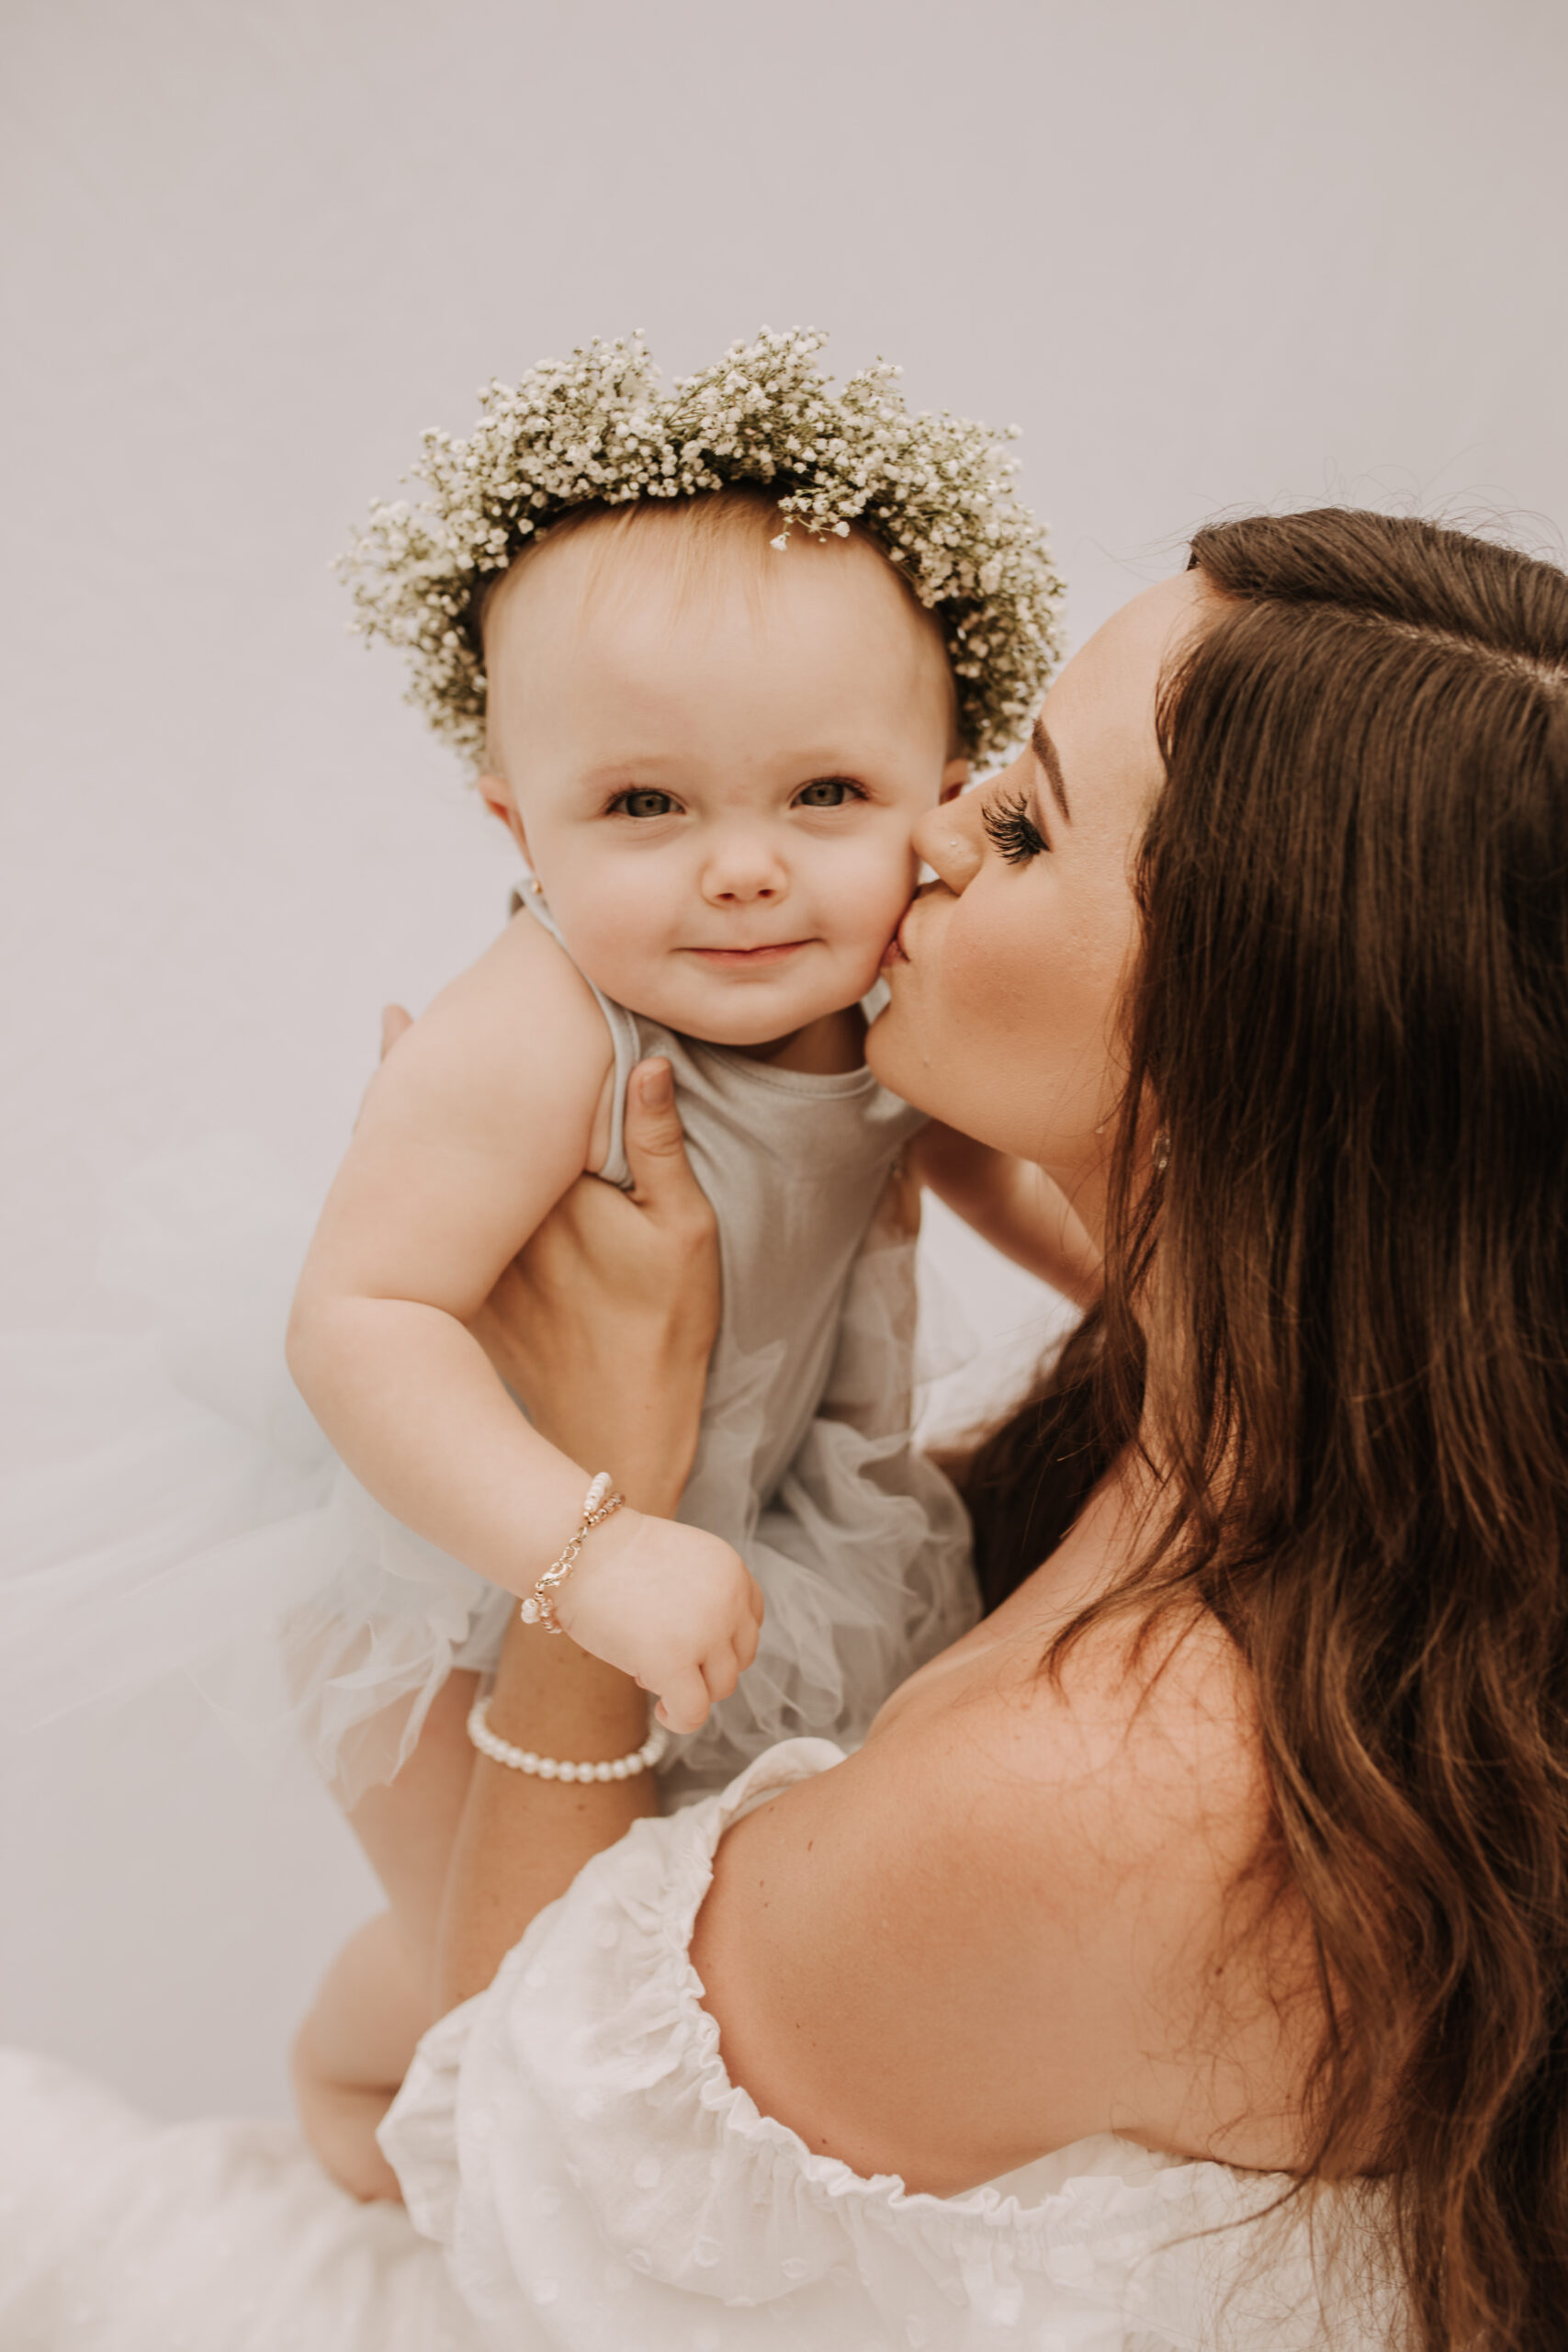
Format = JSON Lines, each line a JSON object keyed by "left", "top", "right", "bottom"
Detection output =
{"left": 467, "top": 1692, "right": 669, "bottom": 1784}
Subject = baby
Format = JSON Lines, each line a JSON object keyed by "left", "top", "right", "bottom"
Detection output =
{"left": 284, "top": 333, "right": 1092, "bottom": 2191}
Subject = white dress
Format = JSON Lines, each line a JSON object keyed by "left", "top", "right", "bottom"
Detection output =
{"left": 0, "top": 1744, "right": 1402, "bottom": 2352}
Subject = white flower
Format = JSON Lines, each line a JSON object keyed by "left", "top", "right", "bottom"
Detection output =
{"left": 337, "top": 327, "right": 1066, "bottom": 768}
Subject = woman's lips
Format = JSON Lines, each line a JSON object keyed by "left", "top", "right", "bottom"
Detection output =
{"left": 686, "top": 940, "right": 809, "bottom": 967}
{"left": 881, "top": 910, "right": 914, "bottom": 968}
{"left": 883, "top": 879, "right": 943, "bottom": 970}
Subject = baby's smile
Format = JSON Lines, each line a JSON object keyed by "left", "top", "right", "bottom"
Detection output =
{"left": 479, "top": 508, "right": 965, "bottom": 1051}
{"left": 683, "top": 938, "right": 814, "bottom": 968}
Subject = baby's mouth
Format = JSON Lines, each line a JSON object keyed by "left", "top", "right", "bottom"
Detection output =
{"left": 685, "top": 940, "right": 810, "bottom": 967}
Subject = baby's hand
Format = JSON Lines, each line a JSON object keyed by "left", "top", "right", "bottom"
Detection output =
{"left": 552, "top": 1510, "right": 763, "bottom": 1735}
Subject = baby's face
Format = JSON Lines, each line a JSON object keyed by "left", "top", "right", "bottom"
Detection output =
{"left": 482, "top": 517, "right": 964, "bottom": 1050}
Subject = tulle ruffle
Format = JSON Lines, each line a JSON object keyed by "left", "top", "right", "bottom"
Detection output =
{"left": 0, "top": 1139, "right": 505, "bottom": 1802}
{"left": 660, "top": 1212, "right": 977, "bottom": 1799}
{"left": 1, "top": 1137, "right": 977, "bottom": 1807}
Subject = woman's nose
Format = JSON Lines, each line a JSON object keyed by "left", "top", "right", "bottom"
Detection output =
{"left": 911, "top": 790, "right": 986, "bottom": 896}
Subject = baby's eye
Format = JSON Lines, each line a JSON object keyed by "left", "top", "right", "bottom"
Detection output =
{"left": 794, "top": 776, "right": 863, "bottom": 809}
{"left": 609, "top": 788, "right": 682, "bottom": 820}
{"left": 981, "top": 786, "right": 1048, "bottom": 865}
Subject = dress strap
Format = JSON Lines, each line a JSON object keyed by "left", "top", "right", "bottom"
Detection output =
{"left": 511, "top": 887, "right": 637, "bottom": 1190}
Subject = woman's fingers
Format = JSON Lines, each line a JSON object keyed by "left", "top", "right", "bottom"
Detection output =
{"left": 622, "top": 1060, "right": 713, "bottom": 1228}
{"left": 379, "top": 1003, "right": 413, "bottom": 1061}
{"left": 355, "top": 1004, "right": 417, "bottom": 1132}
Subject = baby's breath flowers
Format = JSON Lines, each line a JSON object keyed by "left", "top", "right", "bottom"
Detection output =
{"left": 339, "top": 327, "right": 1066, "bottom": 767}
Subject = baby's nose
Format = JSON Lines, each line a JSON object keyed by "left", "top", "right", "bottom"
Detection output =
{"left": 701, "top": 832, "right": 787, "bottom": 902}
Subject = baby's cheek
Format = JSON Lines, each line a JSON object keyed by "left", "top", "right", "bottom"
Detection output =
{"left": 552, "top": 873, "right": 672, "bottom": 1004}
{"left": 816, "top": 834, "right": 917, "bottom": 951}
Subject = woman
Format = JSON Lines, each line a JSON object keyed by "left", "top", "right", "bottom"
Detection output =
{"left": 5, "top": 508, "right": 1567, "bottom": 2351}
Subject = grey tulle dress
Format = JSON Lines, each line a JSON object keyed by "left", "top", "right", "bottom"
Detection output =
{"left": 0, "top": 894, "right": 977, "bottom": 1805}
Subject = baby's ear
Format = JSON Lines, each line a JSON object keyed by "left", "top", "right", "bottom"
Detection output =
{"left": 940, "top": 757, "right": 969, "bottom": 805}
{"left": 479, "top": 771, "right": 531, "bottom": 856}
{"left": 478, "top": 770, "right": 515, "bottom": 826}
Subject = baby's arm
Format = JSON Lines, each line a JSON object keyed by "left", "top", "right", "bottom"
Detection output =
{"left": 911, "top": 1122, "right": 1102, "bottom": 1308}
{"left": 287, "top": 910, "right": 760, "bottom": 1733}
{"left": 293, "top": 1040, "right": 717, "bottom": 2204}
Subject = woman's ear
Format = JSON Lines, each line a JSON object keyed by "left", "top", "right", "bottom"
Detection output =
{"left": 940, "top": 757, "right": 970, "bottom": 805}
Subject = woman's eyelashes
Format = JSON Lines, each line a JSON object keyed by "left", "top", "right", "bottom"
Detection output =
{"left": 982, "top": 784, "right": 1048, "bottom": 865}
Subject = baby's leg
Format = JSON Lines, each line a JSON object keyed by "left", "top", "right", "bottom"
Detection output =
{"left": 344, "top": 1664, "right": 483, "bottom": 1992}
{"left": 294, "top": 1666, "right": 480, "bottom": 2199}
{"left": 290, "top": 1910, "right": 429, "bottom": 2200}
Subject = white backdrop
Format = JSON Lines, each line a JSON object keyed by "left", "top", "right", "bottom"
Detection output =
{"left": 3, "top": 0, "right": 1564, "bottom": 2121}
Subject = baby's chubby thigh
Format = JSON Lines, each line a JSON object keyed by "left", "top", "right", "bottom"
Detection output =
{"left": 293, "top": 1668, "right": 485, "bottom": 2201}
{"left": 344, "top": 1666, "right": 487, "bottom": 1968}
{"left": 292, "top": 1910, "right": 434, "bottom": 2202}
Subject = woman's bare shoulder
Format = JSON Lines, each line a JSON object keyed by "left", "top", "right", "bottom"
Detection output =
{"left": 860, "top": 1600, "right": 1269, "bottom": 1931}
{"left": 693, "top": 1607, "right": 1300, "bottom": 2193}
{"left": 972, "top": 1604, "right": 1267, "bottom": 1857}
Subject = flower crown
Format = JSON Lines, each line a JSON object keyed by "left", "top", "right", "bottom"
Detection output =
{"left": 338, "top": 327, "right": 1066, "bottom": 768}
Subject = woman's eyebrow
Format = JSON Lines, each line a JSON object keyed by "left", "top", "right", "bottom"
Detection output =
{"left": 1031, "top": 718, "right": 1071, "bottom": 823}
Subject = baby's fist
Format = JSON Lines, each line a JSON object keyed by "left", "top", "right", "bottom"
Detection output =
{"left": 553, "top": 1510, "right": 763, "bottom": 1735}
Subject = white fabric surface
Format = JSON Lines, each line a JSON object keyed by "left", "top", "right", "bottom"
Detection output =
{"left": 0, "top": 1738, "right": 1400, "bottom": 2349}
{"left": 383, "top": 1737, "right": 1400, "bottom": 2351}
{"left": 0, "top": 2049, "right": 474, "bottom": 2351}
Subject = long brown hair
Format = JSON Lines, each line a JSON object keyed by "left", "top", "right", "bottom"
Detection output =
{"left": 961, "top": 510, "right": 1568, "bottom": 2349}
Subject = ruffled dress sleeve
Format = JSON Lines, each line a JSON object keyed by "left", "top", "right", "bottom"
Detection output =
{"left": 381, "top": 1739, "right": 1399, "bottom": 2352}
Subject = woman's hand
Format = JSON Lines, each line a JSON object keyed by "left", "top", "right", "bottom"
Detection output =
{"left": 378, "top": 1008, "right": 720, "bottom": 1521}
{"left": 468, "top": 1045, "right": 756, "bottom": 1729}
{"left": 474, "top": 1054, "right": 720, "bottom": 1519}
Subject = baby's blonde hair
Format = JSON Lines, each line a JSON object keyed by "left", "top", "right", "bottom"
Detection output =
{"left": 479, "top": 485, "right": 960, "bottom": 763}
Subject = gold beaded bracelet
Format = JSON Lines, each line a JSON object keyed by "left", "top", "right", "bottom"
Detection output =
{"left": 519, "top": 1471, "right": 625, "bottom": 1634}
